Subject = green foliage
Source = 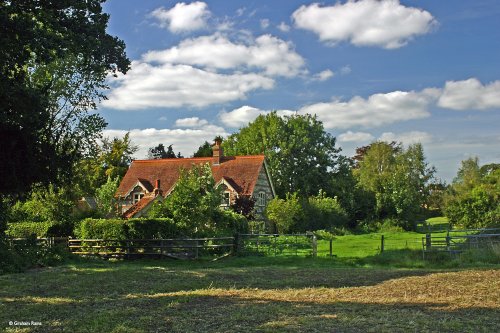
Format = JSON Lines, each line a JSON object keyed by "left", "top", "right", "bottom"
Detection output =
{"left": 266, "top": 193, "right": 304, "bottom": 233}
{"left": 193, "top": 141, "right": 213, "bottom": 157}
{"left": 224, "top": 112, "right": 342, "bottom": 197}
{"left": 95, "top": 176, "right": 120, "bottom": 217}
{"left": 148, "top": 164, "right": 227, "bottom": 236}
{"left": 6, "top": 221, "right": 57, "bottom": 238}
{"left": 148, "top": 144, "right": 181, "bottom": 159}
{"left": 444, "top": 159, "right": 499, "bottom": 228}
{"left": 76, "top": 218, "right": 181, "bottom": 240}
{"left": 0, "top": 0, "right": 129, "bottom": 195}
{"left": 8, "top": 184, "right": 76, "bottom": 225}
{"left": 355, "top": 142, "right": 435, "bottom": 229}
{"left": 302, "top": 191, "right": 349, "bottom": 232}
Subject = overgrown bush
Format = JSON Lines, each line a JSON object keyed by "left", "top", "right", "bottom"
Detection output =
{"left": 76, "top": 218, "right": 182, "bottom": 239}
{"left": 302, "top": 191, "right": 349, "bottom": 232}
{"left": 6, "top": 221, "right": 57, "bottom": 238}
{"left": 265, "top": 193, "right": 304, "bottom": 233}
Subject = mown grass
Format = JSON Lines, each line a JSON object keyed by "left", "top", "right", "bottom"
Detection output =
{"left": 1, "top": 257, "right": 499, "bottom": 332}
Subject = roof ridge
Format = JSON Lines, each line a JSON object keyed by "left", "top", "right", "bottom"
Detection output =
{"left": 132, "top": 155, "right": 265, "bottom": 163}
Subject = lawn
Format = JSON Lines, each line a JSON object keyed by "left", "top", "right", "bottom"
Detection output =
{"left": 1, "top": 257, "right": 499, "bottom": 332}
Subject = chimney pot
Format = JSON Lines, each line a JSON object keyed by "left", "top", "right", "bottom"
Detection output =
{"left": 212, "top": 139, "right": 223, "bottom": 165}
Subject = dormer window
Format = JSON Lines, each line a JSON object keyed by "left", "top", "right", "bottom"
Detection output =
{"left": 133, "top": 192, "right": 144, "bottom": 204}
{"left": 222, "top": 191, "right": 231, "bottom": 206}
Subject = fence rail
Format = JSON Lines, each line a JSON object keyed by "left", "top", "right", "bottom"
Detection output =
{"left": 237, "top": 233, "right": 317, "bottom": 257}
{"left": 67, "top": 237, "right": 235, "bottom": 259}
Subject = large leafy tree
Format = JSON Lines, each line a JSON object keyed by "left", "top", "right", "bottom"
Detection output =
{"left": 224, "top": 112, "right": 342, "bottom": 197}
{"left": 147, "top": 144, "right": 181, "bottom": 159}
{"left": 444, "top": 159, "right": 499, "bottom": 228}
{"left": 355, "top": 142, "right": 435, "bottom": 228}
{"left": 0, "top": 0, "right": 130, "bottom": 195}
{"left": 193, "top": 141, "right": 213, "bottom": 157}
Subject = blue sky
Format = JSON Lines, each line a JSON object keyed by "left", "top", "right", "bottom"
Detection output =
{"left": 99, "top": 0, "right": 500, "bottom": 182}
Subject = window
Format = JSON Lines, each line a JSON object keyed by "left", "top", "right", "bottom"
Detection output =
{"left": 257, "top": 192, "right": 266, "bottom": 207}
{"left": 133, "top": 192, "right": 144, "bottom": 204}
{"left": 222, "top": 191, "right": 231, "bottom": 206}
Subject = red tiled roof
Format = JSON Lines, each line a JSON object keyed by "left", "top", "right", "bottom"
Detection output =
{"left": 122, "top": 195, "right": 156, "bottom": 218}
{"left": 116, "top": 155, "right": 266, "bottom": 198}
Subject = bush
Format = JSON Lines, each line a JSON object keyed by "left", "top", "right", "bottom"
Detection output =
{"left": 213, "top": 210, "right": 249, "bottom": 236}
{"left": 76, "top": 218, "right": 184, "bottom": 240}
{"left": 265, "top": 193, "right": 303, "bottom": 233}
{"left": 303, "top": 192, "right": 349, "bottom": 232}
{"left": 6, "top": 221, "right": 57, "bottom": 238}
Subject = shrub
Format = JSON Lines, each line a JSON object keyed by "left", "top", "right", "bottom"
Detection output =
{"left": 6, "top": 221, "right": 57, "bottom": 238}
{"left": 265, "top": 193, "right": 303, "bottom": 233}
{"left": 212, "top": 210, "right": 248, "bottom": 236}
{"left": 303, "top": 192, "right": 349, "bottom": 232}
{"left": 76, "top": 218, "right": 183, "bottom": 240}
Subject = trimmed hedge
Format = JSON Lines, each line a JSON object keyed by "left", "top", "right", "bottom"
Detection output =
{"left": 6, "top": 221, "right": 57, "bottom": 238}
{"left": 75, "top": 218, "right": 184, "bottom": 240}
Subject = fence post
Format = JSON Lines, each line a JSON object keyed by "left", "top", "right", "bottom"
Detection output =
{"left": 312, "top": 235, "right": 317, "bottom": 258}
{"left": 329, "top": 239, "right": 333, "bottom": 257}
{"left": 425, "top": 233, "right": 431, "bottom": 250}
{"left": 380, "top": 235, "right": 385, "bottom": 253}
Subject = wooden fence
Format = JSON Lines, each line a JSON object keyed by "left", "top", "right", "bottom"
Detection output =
{"left": 67, "top": 237, "right": 235, "bottom": 259}
{"left": 237, "top": 233, "right": 317, "bottom": 257}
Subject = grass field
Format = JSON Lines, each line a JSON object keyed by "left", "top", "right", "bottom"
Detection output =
{"left": 1, "top": 257, "right": 499, "bottom": 333}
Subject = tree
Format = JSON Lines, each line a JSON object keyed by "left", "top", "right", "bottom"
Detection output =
{"left": 224, "top": 112, "right": 342, "bottom": 197}
{"left": 148, "top": 164, "right": 223, "bottom": 236}
{"left": 444, "top": 159, "right": 499, "bottom": 228}
{"left": 231, "top": 196, "right": 256, "bottom": 220}
{"left": 95, "top": 176, "right": 120, "bottom": 217}
{"left": 355, "top": 142, "right": 435, "bottom": 228}
{"left": 147, "top": 144, "right": 182, "bottom": 159}
{"left": 193, "top": 141, "right": 213, "bottom": 157}
{"left": 75, "top": 133, "right": 138, "bottom": 196}
{"left": 0, "top": 0, "right": 130, "bottom": 195}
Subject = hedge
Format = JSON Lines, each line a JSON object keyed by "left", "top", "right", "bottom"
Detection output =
{"left": 6, "top": 221, "right": 57, "bottom": 238}
{"left": 75, "top": 218, "right": 184, "bottom": 240}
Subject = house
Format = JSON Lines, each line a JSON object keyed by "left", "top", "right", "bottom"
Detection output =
{"left": 115, "top": 140, "right": 276, "bottom": 219}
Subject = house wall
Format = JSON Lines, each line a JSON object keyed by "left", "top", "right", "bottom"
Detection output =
{"left": 252, "top": 165, "right": 274, "bottom": 220}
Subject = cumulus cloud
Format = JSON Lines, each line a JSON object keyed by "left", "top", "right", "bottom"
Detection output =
{"left": 312, "top": 69, "right": 334, "bottom": 81}
{"left": 219, "top": 105, "right": 295, "bottom": 128}
{"left": 175, "top": 117, "right": 209, "bottom": 127}
{"left": 437, "top": 78, "right": 500, "bottom": 110}
{"left": 151, "top": 1, "right": 210, "bottom": 33}
{"left": 379, "top": 131, "right": 433, "bottom": 145}
{"left": 103, "top": 61, "right": 274, "bottom": 110}
{"left": 260, "top": 19, "right": 270, "bottom": 29}
{"left": 277, "top": 22, "right": 291, "bottom": 32}
{"left": 143, "top": 34, "right": 306, "bottom": 77}
{"left": 103, "top": 125, "right": 228, "bottom": 159}
{"left": 292, "top": 0, "right": 436, "bottom": 49}
{"left": 338, "top": 131, "right": 374, "bottom": 142}
{"left": 299, "top": 89, "right": 439, "bottom": 129}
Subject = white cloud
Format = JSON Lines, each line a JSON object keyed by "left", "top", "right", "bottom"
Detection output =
{"left": 292, "top": 0, "right": 436, "bottom": 49}
{"left": 299, "top": 89, "right": 439, "bottom": 129}
{"left": 260, "top": 19, "right": 270, "bottom": 29}
{"left": 340, "top": 65, "right": 352, "bottom": 75}
{"left": 437, "top": 78, "right": 500, "bottom": 110}
{"left": 338, "top": 131, "right": 374, "bottom": 142}
{"left": 313, "top": 69, "right": 334, "bottom": 81}
{"left": 219, "top": 105, "right": 295, "bottom": 128}
{"left": 103, "top": 61, "right": 274, "bottom": 110}
{"left": 175, "top": 117, "right": 208, "bottom": 127}
{"left": 219, "top": 105, "right": 264, "bottom": 128}
{"left": 379, "top": 131, "right": 433, "bottom": 145}
{"left": 158, "top": 116, "right": 167, "bottom": 121}
{"left": 151, "top": 2, "right": 210, "bottom": 33}
{"left": 277, "top": 22, "right": 291, "bottom": 32}
{"left": 103, "top": 125, "right": 228, "bottom": 159}
{"left": 143, "top": 34, "right": 306, "bottom": 77}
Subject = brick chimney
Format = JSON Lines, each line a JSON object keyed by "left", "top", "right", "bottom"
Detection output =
{"left": 154, "top": 179, "right": 161, "bottom": 196}
{"left": 212, "top": 138, "right": 223, "bottom": 165}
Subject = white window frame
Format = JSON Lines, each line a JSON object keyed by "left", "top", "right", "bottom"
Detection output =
{"left": 133, "top": 192, "right": 144, "bottom": 204}
{"left": 222, "top": 191, "right": 231, "bottom": 206}
{"left": 257, "top": 191, "right": 266, "bottom": 207}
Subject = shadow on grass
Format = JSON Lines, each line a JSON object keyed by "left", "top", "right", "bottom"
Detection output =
{"left": 2, "top": 289, "right": 499, "bottom": 332}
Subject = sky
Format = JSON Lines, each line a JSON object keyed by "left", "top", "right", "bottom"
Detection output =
{"left": 99, "top": 0, "right": 500, "bottom": 182}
